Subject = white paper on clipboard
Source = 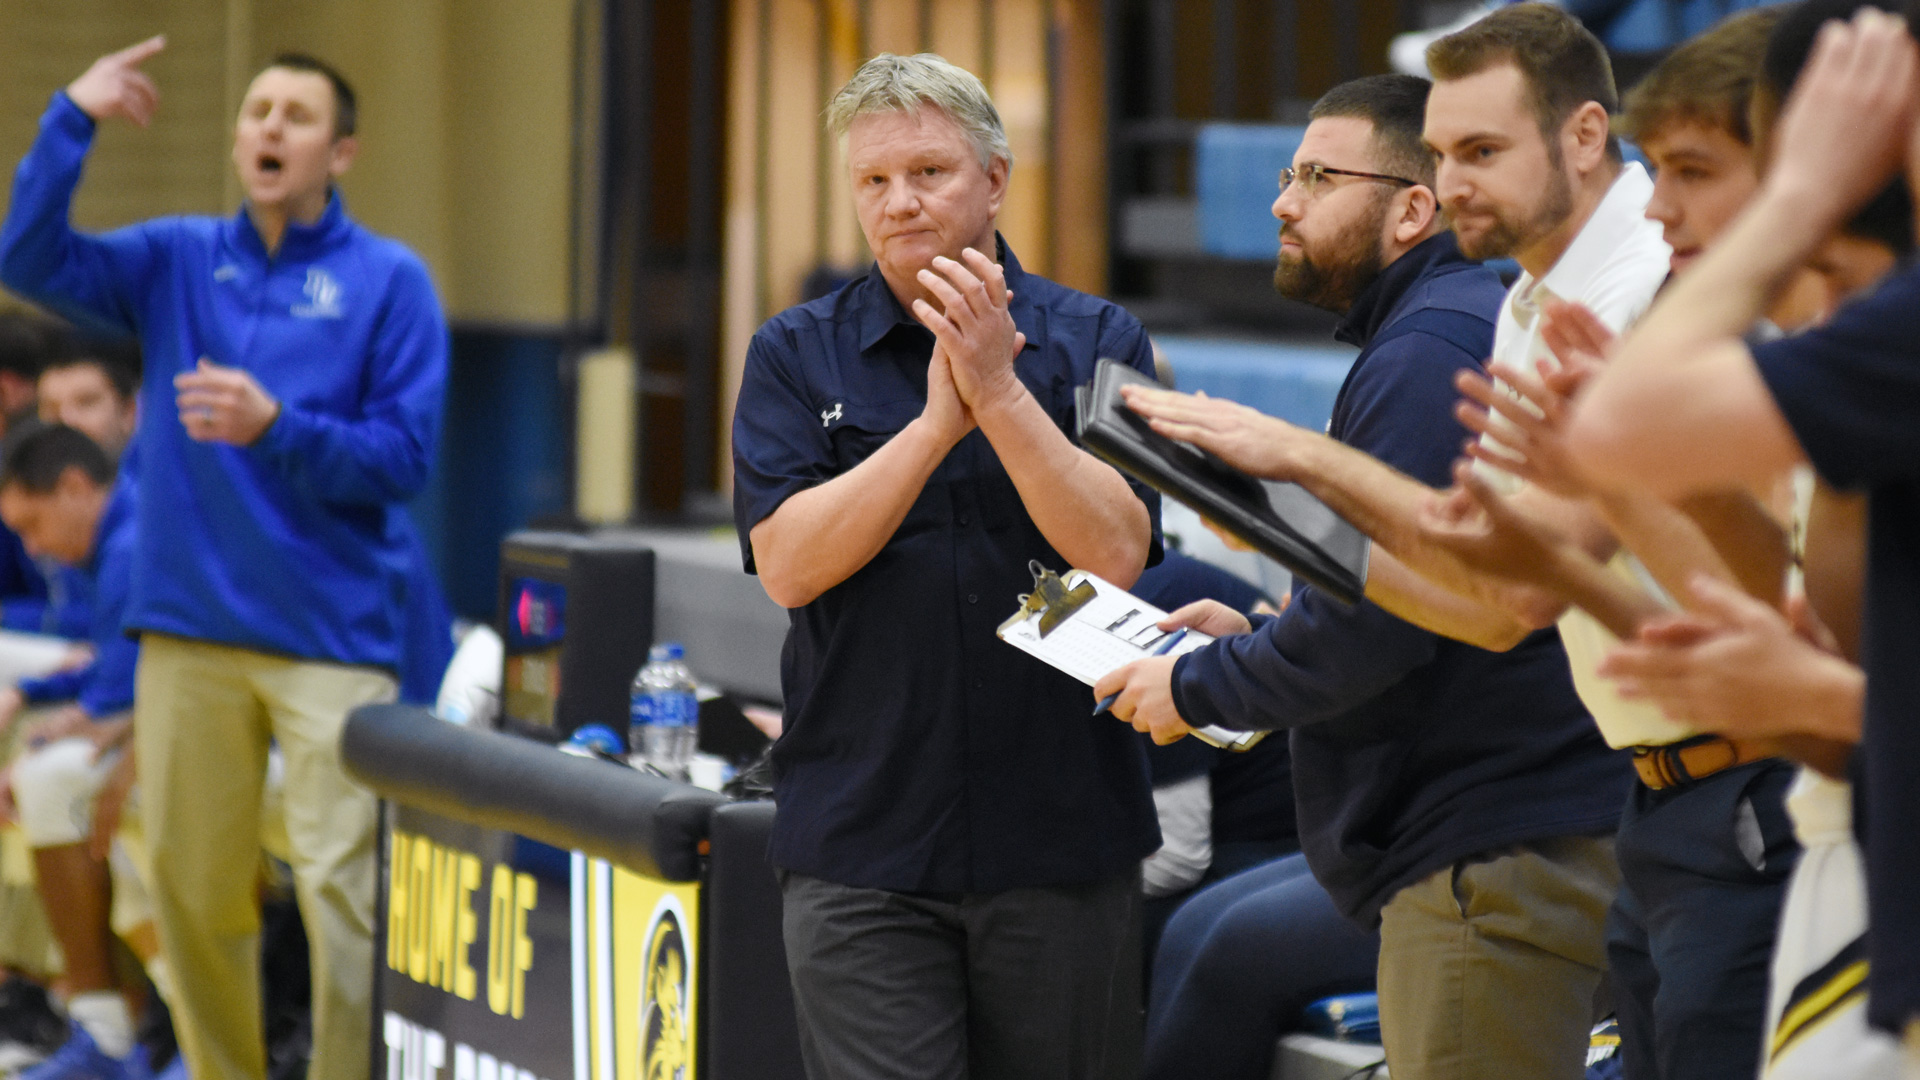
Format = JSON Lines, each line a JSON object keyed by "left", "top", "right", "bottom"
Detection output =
{"left": 997, "top": 568, "right": 1268, "bottom": 751}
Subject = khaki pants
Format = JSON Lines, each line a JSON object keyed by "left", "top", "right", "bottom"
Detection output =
{"left": 1376, "top": 834, "right": 1619, "bottom": 1080}
{"left": 133, "top": 634, "right": 395, "bottom": 1080}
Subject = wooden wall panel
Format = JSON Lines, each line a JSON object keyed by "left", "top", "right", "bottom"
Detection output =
{"left": 764, "top": 0, "right": 826, "bottom": 335}
{"left": 989, "top": 0, "right": 1048, "bottom": 274}
{"left": 928, "top": 0, "right": 986, "bottom": 73}
{"left": 1048, "top": 0, "right": 1105, "bottom": 295}
{"left": 864, "top": 0, "right": 923, "bottom": 57}
{"left": 825, "top": 0, "right": 868, "bottom": 270}
{"left": 719, "top": 0, "right": 767, "bottom": 462}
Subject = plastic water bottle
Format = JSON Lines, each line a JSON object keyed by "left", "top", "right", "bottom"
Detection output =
{"left": 630, "top": 643, "right": 699, "bottom": 780}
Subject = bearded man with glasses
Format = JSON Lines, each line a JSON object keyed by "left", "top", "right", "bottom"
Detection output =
{"left": 1104, "top": 71, "right": 1630, "bottom": 1080}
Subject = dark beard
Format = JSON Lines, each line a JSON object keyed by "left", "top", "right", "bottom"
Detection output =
{"left": 1272, "top": 204, "right": 1388, "bottom": 313}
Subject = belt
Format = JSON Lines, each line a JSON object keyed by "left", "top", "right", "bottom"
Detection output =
{"left": 1630, "top": 735, "right": 1766, "bottom": 790}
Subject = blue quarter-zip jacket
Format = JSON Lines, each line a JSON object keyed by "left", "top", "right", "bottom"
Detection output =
{"left": 18, "top": 474, "right": 138, "bottom": 717}
{"left": 1170, "top": 234, "right": 1629, "bottom": 927}
{"left": 0, "top": 93, "right": 449, "bottom": 668}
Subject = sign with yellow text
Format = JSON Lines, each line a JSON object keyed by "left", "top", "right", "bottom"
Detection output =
{"left": 376, "top": 805, "right": 701, "bottom": 1080}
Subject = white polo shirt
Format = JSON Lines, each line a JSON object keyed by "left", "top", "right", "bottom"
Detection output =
{"left": 1478, "top": 162, "right": 1682, "bottom": 749}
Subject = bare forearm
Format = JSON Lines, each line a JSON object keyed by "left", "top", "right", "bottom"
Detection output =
{"left": 1594, "top": 490, "right": 1745, "bottom": 607}
{"left": 749, "top": 420, "right": 951, "bottom": 607}
{"left": 1364, "top": 550, "right": 1535, "bottom": 651}
{"left": 1291, "top": 436, "right": 1573, "bottom": 631}
{"left": 1532, "top": 541, "right": 1669, "bottom": 641}
{"left": 1571, "top": 188, "right": 1825, "bottom": 495}
{"left": 974, "top": 388, "right": 1150, "bottom": 586}
{"left": 1673, "top": 491, "right": 1792, "bottom": 603}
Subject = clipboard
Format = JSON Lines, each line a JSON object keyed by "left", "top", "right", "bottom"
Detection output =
{"left": 1075, "top": 358, "right": 1371, "bottom": 606}
{"left": 997, "top": 561, "right": 1268, "bottom": 752}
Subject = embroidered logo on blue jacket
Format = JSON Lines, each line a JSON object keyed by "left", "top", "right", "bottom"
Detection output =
{"left": 292, "top": 268, "right": 344, "bottom": 319}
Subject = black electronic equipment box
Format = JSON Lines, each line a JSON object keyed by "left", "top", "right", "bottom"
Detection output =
{"left": 495, "top": 531, "right": 655, "bottom": 741}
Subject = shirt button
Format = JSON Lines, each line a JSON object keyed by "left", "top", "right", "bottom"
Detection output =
{"left": 967, "top": 593, "right": 979, "bottom": 604}
{"left": 973, "top": 677, "right": 985, "bottom": 689}
{"left": 957, "top": 514, "right": 971, "bottom": 526}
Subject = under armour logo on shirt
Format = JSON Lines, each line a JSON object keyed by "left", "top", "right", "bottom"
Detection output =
{"left": 821, "top": 402, "right": 844, "bottom": 427}
{"left": 291, "top": 268, "right": 345, "bottom": 319}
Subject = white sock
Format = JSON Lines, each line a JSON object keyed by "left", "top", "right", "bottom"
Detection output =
{"left": 66, "top": 991, "right": 134, "bottom": 1059}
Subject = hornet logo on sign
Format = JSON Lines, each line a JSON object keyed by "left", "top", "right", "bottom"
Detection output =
{"left": 640, "top": 901, "right": 692, "bottom": 1080}
{"left": 820, "top": 402, "right": 843, "bottom": 428}
{"left": 292, "top": 268, "right": 344, "bottom": 319}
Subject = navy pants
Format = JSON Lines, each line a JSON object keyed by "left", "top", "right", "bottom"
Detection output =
{"left": 1607, "top": 759, "right": 1800, "bottom": 1080}
{"left": 1144, "top": 853, "right": 1380, "bottom": 1080}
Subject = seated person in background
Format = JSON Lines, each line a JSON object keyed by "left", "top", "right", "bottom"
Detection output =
{"left": 37, "top": 337, "right": 138, "bottom": 463}
{"left": 0, "top": 313, "right": 51, "bottom": 433}
{"left": 0, "top": 425, "right": 146, "bottom": 1080}
{"left": 0, "top": 315, "right": 87, "bottom": 648}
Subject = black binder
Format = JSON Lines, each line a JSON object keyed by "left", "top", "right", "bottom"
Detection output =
{"left": 1076, "top": 358, "right": 1371, "bottom": 606}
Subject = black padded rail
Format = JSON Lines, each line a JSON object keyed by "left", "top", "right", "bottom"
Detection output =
{"left": 341, "top": 704, "right": 726, "bottom": 881}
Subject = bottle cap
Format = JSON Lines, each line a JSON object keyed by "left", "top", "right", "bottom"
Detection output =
{"left": 649, "top": 642, "right": 686, "bottom": 662}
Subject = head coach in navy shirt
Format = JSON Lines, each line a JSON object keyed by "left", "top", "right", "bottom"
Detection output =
{"left": 731, "top": 53, "right": 1162, "bottom": 1080}
{"left": 1102, "top": 74, "right": 1628, "bottom": 1080}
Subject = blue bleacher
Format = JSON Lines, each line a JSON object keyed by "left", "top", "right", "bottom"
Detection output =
{"left": 1195, "top": 124, "right": 1306, "bottom": 260}
{"left": 1153, "top": 333, "right": 1356, "bottom": 433}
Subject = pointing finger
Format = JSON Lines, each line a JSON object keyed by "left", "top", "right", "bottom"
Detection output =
{"left": 113, "top": 35, "right": 167, "bottom": 67}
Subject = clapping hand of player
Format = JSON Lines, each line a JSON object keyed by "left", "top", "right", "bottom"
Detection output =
{"left": 1119, "top": 384, "right": 1313, "bottom": 482}
{"left": 1417, "top": 459, "right": 1577, "bottom": 589}
{"left": 176, "top": 357, "right": 281, "bottom": 445}
{"left": 1599, "top": 575, "right": 1864, "bottom": 745}
{"left": 1455, "top": 300, "right": 1608, "bottom": 500}
{"left": 912, "top": 248, "right": 1028, "bottom": 415}
{"left": 1767, "top": 8, "right": 1920, "bottom": 241}
{"left": 67, "top": 36, "right": 167, "bottom": 127}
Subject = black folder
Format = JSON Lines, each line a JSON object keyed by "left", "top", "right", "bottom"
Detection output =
{"left": 1075, "top": 358, "right": 1370, "bottom": 606}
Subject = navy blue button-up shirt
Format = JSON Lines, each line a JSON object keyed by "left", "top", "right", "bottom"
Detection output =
{"left": 732, "top": 240, "right": 1163, "bottom": 893}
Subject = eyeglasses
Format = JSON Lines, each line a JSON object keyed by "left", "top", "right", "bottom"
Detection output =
{"left": 1279, "top": 163, "right": 1419, "bottom": 197}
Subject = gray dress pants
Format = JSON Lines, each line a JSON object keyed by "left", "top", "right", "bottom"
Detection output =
{"left": 779, "top": 870, "right": 1143, "bottom": 1080}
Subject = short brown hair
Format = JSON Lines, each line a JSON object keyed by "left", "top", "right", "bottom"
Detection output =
{"left": 1310, "top": 74, "right": 1436, "bottom": 188}
{"left": 1619, "top": 7, "right": 1782, "bottom": 146}
{"left": 1426, "top": 2, "right": 1621, "bottom": 161}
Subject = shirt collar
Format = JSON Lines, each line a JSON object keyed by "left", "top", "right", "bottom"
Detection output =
{"left": 226, "top": 189, "right": 352, "bottom": 264}
{"left": 855, "top": 232, "right": 1030, "bottom": 354}
{"left": 1334, "top": 232, "right": 1466, "bottom": 348}
{"left": 1528, "top": 162, "right": 1656, "bottom": 305}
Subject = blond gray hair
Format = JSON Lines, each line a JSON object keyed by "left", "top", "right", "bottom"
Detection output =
{"left": 825, "top": 53, "right": 1012, "bottom": 170}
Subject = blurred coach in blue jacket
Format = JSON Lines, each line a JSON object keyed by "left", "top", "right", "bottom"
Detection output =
{"left": 0, "top": 39, "right": 447, "bottom": 1080}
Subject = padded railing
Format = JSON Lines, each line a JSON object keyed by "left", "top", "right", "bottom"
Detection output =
{"left": 341, "top": 703, "right": 726, "bottom": 881}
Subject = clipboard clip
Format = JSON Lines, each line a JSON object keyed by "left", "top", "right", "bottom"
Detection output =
{"left": 1018, "top": 560, "right": 1098, "bottom": 638}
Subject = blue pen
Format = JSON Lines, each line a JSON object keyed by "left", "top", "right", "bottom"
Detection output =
{"left": 1094, "top": 628, "right": 1190, "bottom": 716}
